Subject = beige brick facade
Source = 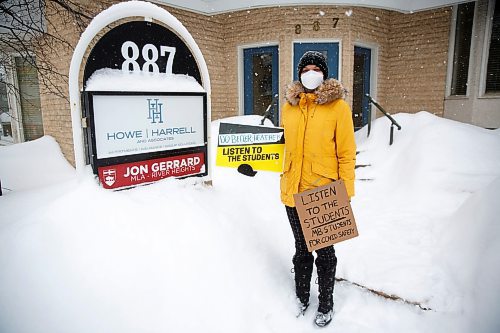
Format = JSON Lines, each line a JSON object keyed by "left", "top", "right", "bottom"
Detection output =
{"left": 37, "top": 2, "right": 452, "bottom": 165}
{"left": 385, "top": 8, "right": 452, "bottom": 115}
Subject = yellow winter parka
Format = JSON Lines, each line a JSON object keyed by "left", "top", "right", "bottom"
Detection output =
{"left": 280, "top": 78, "right": 356, "bottom": 207}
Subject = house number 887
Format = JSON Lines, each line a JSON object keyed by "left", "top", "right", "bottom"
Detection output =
{"left": 121, "top": 41, "right": 177, "bottom": 74}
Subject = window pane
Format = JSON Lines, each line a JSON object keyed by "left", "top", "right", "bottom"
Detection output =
{"left": 486, "top": 1, "right": 500, "bottom": 93}
{"left": 252, "top": 52, "right": 273, "bottom": 116}
{"left": 14, "top": 56, "right": 43, "bottom": 141}
{"left": 0, "top": 66, "right": 13, "bottom": 140}
{"left": 353, "top": 47, "right": 371, "bottom": 130}
{"left": 0, "top": 68, "right": 8, "bottom": 116}
{"left": 451, "top": 2, "right": 475, "bottom": 96}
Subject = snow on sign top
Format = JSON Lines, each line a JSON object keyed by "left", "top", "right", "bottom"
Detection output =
{"left": 85, "top": 69, "right": 205, "bottom": 92}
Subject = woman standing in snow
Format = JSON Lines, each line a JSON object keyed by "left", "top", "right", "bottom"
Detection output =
{"left": 280, "top": 51, "right": 356, "bottom": 327}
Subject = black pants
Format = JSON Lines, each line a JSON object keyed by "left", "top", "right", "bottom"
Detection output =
{"left": 285, "top": 206, "right": 337, "bottom": 313}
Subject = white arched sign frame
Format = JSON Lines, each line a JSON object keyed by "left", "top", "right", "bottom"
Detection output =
{"left": 69, "top": 1, "right": 211, "bottom": 176}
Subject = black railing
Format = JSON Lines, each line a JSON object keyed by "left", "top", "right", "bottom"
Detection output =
{"left": 261, "top": 94, "right": 279, "bottom": 126}
{"left": 365, "top": 94, "right": 402, "bottom": 145}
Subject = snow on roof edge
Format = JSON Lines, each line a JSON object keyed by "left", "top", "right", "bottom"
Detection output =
{"left": 151, "top": 0, "right": 464, "bottom": 15}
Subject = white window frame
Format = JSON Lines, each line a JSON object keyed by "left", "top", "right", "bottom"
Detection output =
{"left": 479, "top": 0, "right": 500, "bottom": 97}
{"left": 353, "top": 41, "right": 379, "bottom": 123}
{"left": 238, "top": 42, "right": 280, "bottom": 117}
{"left": 1, "top": 55, "right": 24, "bottom": 143}
{"left": 445, "top": 3, "right": 477, "bottom": 98}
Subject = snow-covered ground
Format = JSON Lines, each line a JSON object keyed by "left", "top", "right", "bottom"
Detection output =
{"left": 0, "top": 112, "right": 499, "bottom": 333}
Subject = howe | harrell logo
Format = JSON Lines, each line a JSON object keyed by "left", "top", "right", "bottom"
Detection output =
{"left": 147, "top": 98, "right": 164, "bottom": 124}
{"left": 103, "top": 169, "right": 116, "bottom": 186}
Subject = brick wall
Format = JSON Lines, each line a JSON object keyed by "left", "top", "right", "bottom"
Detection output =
{"left": 37, "top": 2, "right": 452, "bottom": 165}
{"left": 215, "top": 6, "right": 385, "bottom": 116}
{"left": 164, "top": 6, "right": 226, "bottom": 121}
{"left": 216, "top": 5, "right": 450, "bottom": 119}
{"left": 384, "top": 8, "right": 452, "bottom": 116}
{"left": 37, "top": 0, "right": 104, "bottom": 165}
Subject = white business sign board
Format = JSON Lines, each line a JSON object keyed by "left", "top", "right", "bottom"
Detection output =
{"left": 92, "top": 94, "right": 205, "bottom": 159}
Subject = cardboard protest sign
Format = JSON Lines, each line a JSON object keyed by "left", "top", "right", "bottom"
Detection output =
{"left": 216, "top": 123, "right": 284, "bottom": 172}
{"left": 293, "top": 180, "right": 358, "bottom": 252}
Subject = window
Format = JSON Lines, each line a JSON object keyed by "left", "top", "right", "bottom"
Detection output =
{"left": 0, "top": 69, "right": 7, "bottom": 116}
{"left": 14, "top": 56, "right": 43, "bottom": 141}
{"left": 486, "top": 0, "right": 500, "bottom": 93}
{"left": 0, "top": 56, "right": 43, "bottom": 144}
{"left": 353, "top": 46, "right": 372, "bottom": 130}
{"left": 451, "top": 2, "right": 475, "bottom": 96}
{"left": 243, "top": 46, "right": 279, "bottom": 125}
{"left": 0, "top": 66, "right": 13, "bottom": 142}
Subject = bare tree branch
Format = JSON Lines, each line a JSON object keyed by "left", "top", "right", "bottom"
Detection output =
{"left": 0, "top": 0, "right": 92, "bottom": 101}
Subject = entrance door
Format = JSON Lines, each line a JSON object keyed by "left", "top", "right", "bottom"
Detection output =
{"left": 353, "top": 46, "right": 371, "bottom": 130}
{"left": 243, "top": 46, "right": 279, "bottom": 125}
{"left": 293, "top": 42, "right": 339, "bottom": 80}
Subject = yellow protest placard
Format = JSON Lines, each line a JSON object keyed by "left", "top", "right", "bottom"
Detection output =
{"left": 216, "top": 123, "right": 284, "bottom": 172}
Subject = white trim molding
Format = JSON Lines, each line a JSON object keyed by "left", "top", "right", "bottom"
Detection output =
{"left": 237, "top": 42, "right": 280, "bottom": 117}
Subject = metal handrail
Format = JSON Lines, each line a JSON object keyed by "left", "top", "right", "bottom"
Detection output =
{"left": 260, "top": 94, "right": 279, "bottom": 126}
{"left": 365, "top": 94, "right": 402, "bottom": 145}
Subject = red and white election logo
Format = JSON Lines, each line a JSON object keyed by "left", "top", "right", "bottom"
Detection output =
{"left": 102, "top": 169, "right": 116, "bottom": 187}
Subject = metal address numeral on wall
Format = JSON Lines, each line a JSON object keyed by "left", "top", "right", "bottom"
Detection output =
{"left": 332, "top": 18, "right": 339, "bottom": 28}
{"left": 313, "top": 21, "right": 320, "bottom": 31}
{"left": 121, "top": 41, "right": 177, "bottom": 74}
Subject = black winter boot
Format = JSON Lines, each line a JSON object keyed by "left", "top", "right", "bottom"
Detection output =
{"left": 286, "top": 206, "right": 315, "bottom": 308}
{"left": 315, "top": 246, "right": 337, "bottom": 314}
{"left": 293, "top": 252, "right": 314, "bottom": 306}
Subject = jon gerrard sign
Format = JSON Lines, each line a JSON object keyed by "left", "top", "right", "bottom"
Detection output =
{"left": 216, "top": 123, "right": 284, "bottom": 173}
{"left": 294, "top": 180, "right": 358, "bottom": 252}
{"left": 80, "top": 9, "right": 209, "bottom": 190}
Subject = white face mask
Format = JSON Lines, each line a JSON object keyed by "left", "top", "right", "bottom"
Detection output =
{"left": 300, "top": 70, "right": 324, "bottom": 90}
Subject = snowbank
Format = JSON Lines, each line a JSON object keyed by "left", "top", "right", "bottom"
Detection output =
{"left": 0, "top": 136, "right": 75, "bottom": 191}
{"left": 344, "top": 112, "right": 500, "bottom": 310}
{"left": 438, "top": 175, "right": 500, "bottom": 333}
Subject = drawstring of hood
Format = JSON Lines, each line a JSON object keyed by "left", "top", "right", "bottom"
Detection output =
{"left": 299, "top": 93, "right": 318, "bottom": 118}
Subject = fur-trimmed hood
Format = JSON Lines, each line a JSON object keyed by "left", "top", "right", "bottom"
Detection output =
{"left": 284, "top": 78, "right": 347, "bottom": 106}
